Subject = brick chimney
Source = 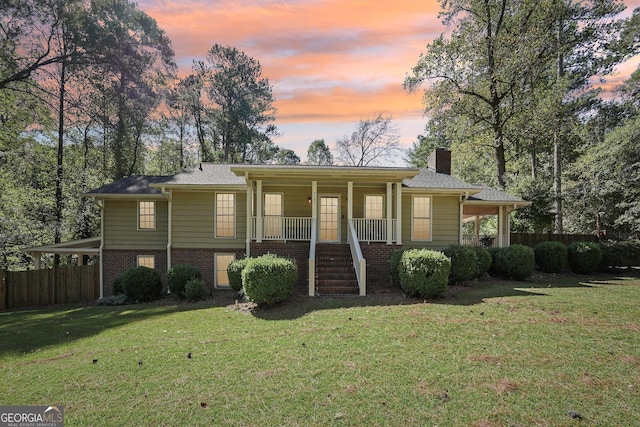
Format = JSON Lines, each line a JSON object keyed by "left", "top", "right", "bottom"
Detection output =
{"left": 427, "top": 147, "right": 451, "bottom": 175}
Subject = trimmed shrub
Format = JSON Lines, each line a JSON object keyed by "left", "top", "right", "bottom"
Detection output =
{"left": 443, "top": 245, "right": 477, "bottom": 285}
{"left": 227, "top": 258, "right": 250, "bottom": 292}
{"left": 122, "top": 266, "right": 163, "bottom": 302}
{"left": 487, "top": 247, "right": 502, "bottom": 277}
{"left": 472, "top": 246, "right": 492, "bottom": 279}
{"left": 398, "top": 249, "right": 451, "bottom": 298}
{"left": 568, "top": 241, "right": 602, "bottom": 274}
{"left": 600, "top": 240, "right": 640, "bottom": 269}
{"left": 389, "top": 249, "right": 406, "bottom": 286}
{"left": 494, "top": 244, "right": 535, "bottom": 280}
{"left": 112, "top": 275, "right": 124, "bottom": 295}
{"left": 242, "top": 254, "right": 298, "bottom": 306}
{"left": 167, "top": 265, "right": 201, "bottom": 298}
{"left": 534, "top": 241, "right": 567, "bottom": 273}
{"left": 185, "top": 278, "right": 206, "bottom": 302}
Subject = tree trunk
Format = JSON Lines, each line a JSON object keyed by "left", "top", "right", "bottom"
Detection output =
{"left": 54, "top": 56, "right": 66, "bottom": 265}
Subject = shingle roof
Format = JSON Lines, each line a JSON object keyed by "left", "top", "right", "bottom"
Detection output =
{"left": 158, "top": 163, "right": 245, "bottom": 186}
{"left": 467, "top": 186, "right": 529, "bottom": 203}
{"left": 403, "top": 168, "right": 481, "bottom": 190}
{"left": 86, "top": 175, "right": 168, "bottom": 195}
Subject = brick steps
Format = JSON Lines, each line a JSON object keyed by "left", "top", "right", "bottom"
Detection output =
{"left": 315, "top": 244, "right": 359, "bottom": 295}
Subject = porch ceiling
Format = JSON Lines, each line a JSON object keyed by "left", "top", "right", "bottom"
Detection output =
{"left": 230, "top": 165, "right": 419, "bottom": 184}
{"left": 22, "top": 237, "right": 101, "bottom": 255}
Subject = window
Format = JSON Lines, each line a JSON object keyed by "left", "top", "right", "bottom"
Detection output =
{"left": 215, "top": 193, "right": 235, "bottom": 238}
{"left": 137, "top": 255, "right": 155, "bottom": 269}
{"left": 264, "top": 193, "right": 283, "bottom": 239}
{"left": 365, "top": 195, "right": 384, "bottom": 219}
{"left": 138, "top": 201, "right": 156, "bottom": 230}
{"left": 215, "top": 253, "right": 235, "bottom": 288}
{"left": 412, "top": 196, "right": 431, "bottom": 240}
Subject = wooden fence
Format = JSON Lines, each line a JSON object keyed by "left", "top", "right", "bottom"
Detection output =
{"left": 510, "top": 233, "right": 597, "bottom": 248}
{"left": 0, "top": 264, "right": 99, "bottom": 310}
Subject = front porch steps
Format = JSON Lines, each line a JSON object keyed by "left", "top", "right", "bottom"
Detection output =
{"left": 315, "top": 244, "right": 360, "bottom": 295}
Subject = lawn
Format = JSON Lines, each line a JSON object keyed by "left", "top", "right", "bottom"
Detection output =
{"left": 1, "top": 272, "right": 639, "bottom": 426}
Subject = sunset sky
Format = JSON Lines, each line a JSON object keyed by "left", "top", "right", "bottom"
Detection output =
{"left": 137, "top": 0, "right": 640, "bottom": 165}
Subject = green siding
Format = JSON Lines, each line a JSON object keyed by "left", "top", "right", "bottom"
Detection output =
{"left": 402, "top": 194, "right": 460, "bottom": 249}
{"left": 104, "top": 200, "right": 168, "bottom": 250}
{"left": 172, "top": 191, "right": 246, "bottom": 249}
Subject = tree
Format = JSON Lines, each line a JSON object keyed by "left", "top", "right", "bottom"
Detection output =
{"left": 335, "top": 114, "right": 400, "bottom": 167}
{"left": 306, "top": 139, "right": 333, "bottom": 165}
{"left": 273, "top": 148, "right": 300, "bottom": 165}
{"left": 404, "top": 0, "right": 561, "bottom": 189}
{"left": 196, "top": 45, "right": 278, "bottom": 163}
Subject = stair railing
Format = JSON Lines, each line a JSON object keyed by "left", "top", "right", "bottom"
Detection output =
{"left": 347, "top": 219, "right": 366, "bottom": 296}
{"left": 308, "top": 220, "right": 317, "bottom": 296}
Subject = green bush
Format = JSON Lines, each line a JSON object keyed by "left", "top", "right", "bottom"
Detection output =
{"left": 600, "top": 240, "right": 640, "bottom": 269}
{"left": 242, "top": 254, "right": 298, "bottom": 306}
{"left": 112, "top": 275, "right": 124, "bottom": 295}
{"left": 472, "top": 246, "right": 492, "bottom": 279}
{"left": 487, "top": 247, "right": 502, "bottom": 276}
{"left": 568, "top": 241, "right": 602, "bottom": 274}
{"left": 494, "top": 244, "right": 535, "bottom": 280}
{"left": 122, "top": 266, "right": 163, "bottom": 302}
{"left": 389, "top": 249, "right": 406, "bottom": 286}
{"left": 185, "top": 278, "right": 206, "bottom": 302}
{"left": 443, "top": 245, "right": 477, "bottom": 285}
{"left": 227, "top": 258, "right": 250, "bottom": 292}
{"left": 398, "top": 249, "right": 451, "bottom": 298}
{"left": 534, "top": 241, "right": 567, "bottom": 273}
{"left": 167, "top": 265, "right": 201, "bottom": 298}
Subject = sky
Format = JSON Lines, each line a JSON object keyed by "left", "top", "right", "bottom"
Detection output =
{"left": 136, "top": 0, "right": 640, "bottom": 166}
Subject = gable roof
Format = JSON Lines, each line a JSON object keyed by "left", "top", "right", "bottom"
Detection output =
{"left": 84, "top": 163, "right": 528, "bottom": 205}
{"left": 403, "top": 168, "right": 481, "bottom": 191}
{"left": 86, "top": 175, "right": 169, "bottom": 197}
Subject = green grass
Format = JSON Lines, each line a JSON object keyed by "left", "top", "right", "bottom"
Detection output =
{"left": 1, "top": 272, "right": 639, "bottom": 426}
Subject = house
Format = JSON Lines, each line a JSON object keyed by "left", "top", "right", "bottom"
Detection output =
{"left": 26, "top": 149, "right": 530, "bottom": 298}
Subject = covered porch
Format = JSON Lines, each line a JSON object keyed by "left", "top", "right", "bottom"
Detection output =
{"left": 462, "top": 187, "right": 531, "bottom": 248}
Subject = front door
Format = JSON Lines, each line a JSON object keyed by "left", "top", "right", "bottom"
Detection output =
{"left": 319, "top": 195, "right": 340, "bottom": 242}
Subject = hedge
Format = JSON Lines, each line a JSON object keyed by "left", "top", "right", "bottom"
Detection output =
{"left": 443, "top": 245, "right": 477, "bottom": 285}
{"left": 398, "top": 249, "right": 451, "bottom": 298}
{"left": 122, "top": 266, "right": 163, "bottom": 302}
{"left": 493, "top": 245, "right": 535, "bottom": 280}
{"left": 567, "top": 241, "right": 602, "bottom": 274}
{"left": 167, "top": 265, "right": 201, "bottom": 298}
{"left": 534, "top": 241, "right": 567, "bottom": 273}
{"left": 227, "top": 258, "right": 250, "bottom": 292}
{"left": 242, "top": 254, "right": 298, "bottom": 306}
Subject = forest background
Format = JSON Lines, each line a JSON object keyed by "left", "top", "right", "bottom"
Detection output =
{"left": 1, "top": 0, "right": 639, "bottom": 270}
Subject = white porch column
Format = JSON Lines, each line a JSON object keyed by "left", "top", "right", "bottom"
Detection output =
{"left": 256, "top": 180, "right": 263, "bottom": 243}
{"left": 347, "top": 181, "right": 353, "bottom": 220}
{"left": 395, "top": 182, "right": 403, "bottom": 245}
{"left": 386, "top": 182, "right": 393, "bottom": 245}
{"left": 498, "top": 206, "right": 504, "bottom": 247}
{"left": 246, "top": 177, "right": 252, "bottom": 256}
{"left": 505, "top": 208, "right": 511, "bottom": 246}
{"left": 166, "top": 190, "right": 172, "bottom": 274}
{"left": 312, "top": 181, "right": 318, "bottom": 220}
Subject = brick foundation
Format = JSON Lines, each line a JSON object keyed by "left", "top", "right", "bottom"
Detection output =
{"left": 171, "top": 247, "right": 245, "bottom": 293}
{"left": 250, "top": 241, "right": 310, "bottom": 294}
{"left": 103, "top": 249, "right": 167, "bottom": 296}
{"left": 361, "top": 243, "right": 399, "bottom": 294}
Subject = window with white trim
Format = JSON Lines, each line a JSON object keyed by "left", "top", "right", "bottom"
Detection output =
{"left": 412, "top": 196, "right": 432, "bottom": 240}
{"left": 138, "top": 201, "right": 156, "bottom": 230}
{"left": 137, "top": 255, "right": 155, "bottom": 269}
{"left": 364, "top": 195, "right": 384, "bottom": 219}
{"left": 215, "top": 253, "right": 235, "bottom": 288}
{"left": 264, "top": 193, "right": 283, "bottom": 239}
{"left": 215, "top": 193, "right": 235, "bottom": 238}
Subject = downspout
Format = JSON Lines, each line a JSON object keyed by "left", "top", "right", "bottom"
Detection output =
{"left": 459, "top": 192, "right": 469, "bottom": 245}
{"left": 165, "top": 188, "right": 172, "bottom": 290}
{"left": 95, "top": 197, "right": 105, "bottom": 299}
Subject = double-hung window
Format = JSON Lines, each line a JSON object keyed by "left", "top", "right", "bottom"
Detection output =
{"left": 412, "top": 196, "right": 432, "bottom": 241}
{"left": 138, "top": 201, "right": 156, "bottom": 230}
{"left": 215, "top": 193, "right": 236, "bottom": 238}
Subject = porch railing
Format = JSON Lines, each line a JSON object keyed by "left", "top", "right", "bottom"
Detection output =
{"left": 352, "top": 218, "right": 397, "bottom": 243}
{"left": 462, "top": 234, "right": 498, "bottom": 248}
{"left": 347, "top": 219, "right": 366, "bottom": 296}
{"left": 252, "top": 217, "right": 312, "bottom": 241}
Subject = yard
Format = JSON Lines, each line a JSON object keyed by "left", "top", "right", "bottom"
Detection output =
{"left": 1, "top": 272, "right": 639, "bottom": 426}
